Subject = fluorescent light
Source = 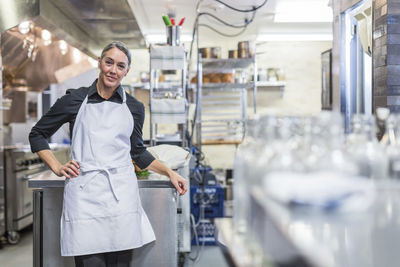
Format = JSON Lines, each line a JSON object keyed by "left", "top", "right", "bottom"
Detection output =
{"left": 257, "top": 33, "right": 333, "bottom": 41}
{"left": 274, "top": 1, "right": 333, "bottom": 23}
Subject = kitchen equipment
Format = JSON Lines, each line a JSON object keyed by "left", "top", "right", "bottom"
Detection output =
{"left": 225, "top": 179, "right": 233, "bottom": 200}
{"left": 199, "top": 47, "right": 221, "bottom": 59}
{"left": 178, "top": 17, "right": 185, "bottom": 26}
{"left": 258, "top": 68, "right": 268, "bottom": 81}
{"left": 199, "top": 48, "right": 210, "bottom": 58}
{"left": 166, "top": 25, "right": 181, "bottom": 46}
{"left": 321, "top": 49, "right": 333, "bottom": 110}
{"left": 4, "top": 144, "right": 70, "bottom": 244}
{"left": 267, "top": 68, "right": 278, "bottom": 82}
{"left": 228, "top": 50, "right": 238, "bottom": 59}
{"left": 237, "top": 41, "right": 255, "bottom": 58}
{"left": 0, "top": 49, "right": 4, "bottom": 241}
{"left": 149, "top": 45, "right": 187, "bottom": 147}
{"left": 31, "top": 178, "right": 185, "bottom": 267}
{"left": 3, "top": 88, "right": 27, "bottom": 124}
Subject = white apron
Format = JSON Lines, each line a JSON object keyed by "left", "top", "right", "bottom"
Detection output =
{"left": 60, "top": 90, "right": 155, "bottom": 256}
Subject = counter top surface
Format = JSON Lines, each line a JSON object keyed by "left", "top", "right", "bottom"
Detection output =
{"left": 216, "top": 181, "right": 400, "bottom": 267}
{"left": 249, "top": 181, "right": 400, "bottom": 267}
{"left": 28, "top": 170, "right": 174, "bottom": 189}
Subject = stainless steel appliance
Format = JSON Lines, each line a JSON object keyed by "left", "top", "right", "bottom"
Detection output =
{"left": 4, "top": 145, "right": 69, "bottom": 244}
{"left": 321, "top": 49, "right": 332, "bottom": 110}
{"left": 0, "top": 41, "right": 4, "bottom": 242}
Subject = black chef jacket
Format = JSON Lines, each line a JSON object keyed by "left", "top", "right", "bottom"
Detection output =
{"left": 29, "top": 79, "right": 155, "bottom": 169}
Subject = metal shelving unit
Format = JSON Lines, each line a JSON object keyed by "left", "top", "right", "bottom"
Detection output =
{"left": 195, "top": 57, "right": 257, "bottom": 147}
{"left": 149, "top": 45, "right": 187, "bottom": 147}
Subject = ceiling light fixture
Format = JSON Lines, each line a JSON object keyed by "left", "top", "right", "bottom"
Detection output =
{"left": 274, "top": 1, "right": 333, "bottom": 23}
{"left": 18, "top": 21, "right": 31, "bottom": 35}
{"left": 59, "top": 40, "right": 68, "bottom": 55}
{"left": 41, "top": 29, "right": 52, "bottom": 46}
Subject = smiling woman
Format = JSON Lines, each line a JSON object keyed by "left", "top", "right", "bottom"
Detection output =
{"left": 97, "top": 41, "right": 131, "bottom": 98}
{"left": 28, "top": 41, "right": 187, "bottom": 267}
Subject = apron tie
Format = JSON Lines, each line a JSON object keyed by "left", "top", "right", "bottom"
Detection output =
{"left": 77, "top": 163, "right": 131, "bottom": 201}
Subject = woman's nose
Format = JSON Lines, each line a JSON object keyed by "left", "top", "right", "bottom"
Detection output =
{"left": 110, "top": 64, "right": 117, "bottom": 73}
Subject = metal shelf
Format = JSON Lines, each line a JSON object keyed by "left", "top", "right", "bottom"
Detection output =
{"left": 195, "top": 54, "right": 256, "bottom": 148}
{"left": 149, "top": 45, "right": 187, "bottom": 147}
{"left": 202, "top": 82, "right": 254, "bottom": 90}
{"left": 256, "top": 81, "right": 286, "bottom": 87}
{"left": 202, "top": 58, "right": 255, "bottom": 70}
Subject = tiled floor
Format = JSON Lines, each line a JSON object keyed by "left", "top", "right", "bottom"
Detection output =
{"left": 0, "top": 229, "right": 228, "bottom": 267}
{"left": 0, "top": 228, "right": 33, "bottom": 266}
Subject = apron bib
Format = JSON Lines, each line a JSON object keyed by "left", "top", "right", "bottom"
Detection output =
{"left": 60, "top": 90, "right": 155, "bottom": 256}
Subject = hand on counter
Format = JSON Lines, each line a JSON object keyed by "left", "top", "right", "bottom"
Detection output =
{"left": 169, "top": 171, "right": 187, "bottom": 196}
{"left": 146, "top": 159, "right": 187, "bottom": 195}
{"left": 56, "top": 160, "right": 80, "bottom": 179}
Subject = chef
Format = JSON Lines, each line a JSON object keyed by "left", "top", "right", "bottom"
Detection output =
{"left": 29, "top": 41, "right": 187, "bottom": 267}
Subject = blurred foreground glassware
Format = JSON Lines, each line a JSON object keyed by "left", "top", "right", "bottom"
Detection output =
{"left": 383, "top": 114, "right": 400, "bottom": 179}
{"left": 347, "top": 114, "right": 388, "bottom": 179}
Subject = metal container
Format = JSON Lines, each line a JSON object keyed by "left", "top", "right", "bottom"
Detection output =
{"left": 237, "top": 41, "right": 255, "bottom": 58}
{"left": 0, "top": 45, "right": 4, "bottom": 240}
{"left": 228, "top": 50, "right": 238, "bottom": 59}
{"left": 199, "top": 47, "right": 221, "bottom": 58}
{"left": 321, "top": 49, "right": 333, "bottom": 110}
{"left": 166, "top": 26, "right": 181, "bottom": 46}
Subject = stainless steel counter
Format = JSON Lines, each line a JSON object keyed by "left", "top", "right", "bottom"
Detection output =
{"left": 29, "top": 171, "right": 183, "bottom": 267}
{"left": 28, "top": 170, "right": 175, "bottom": 188}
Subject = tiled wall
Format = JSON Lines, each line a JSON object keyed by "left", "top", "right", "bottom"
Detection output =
{"left": 373, "top": 0, "right": 400, "bottom": 112}
{"left": 333, "top": 0, "right": 400, "bottom": 113}
{"left": 374, "top": 0, "right": 388, "bottom": 110}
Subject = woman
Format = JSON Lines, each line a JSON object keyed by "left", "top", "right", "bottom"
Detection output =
{"left": 29, "top": 41, "right": 187, "bottom": 267}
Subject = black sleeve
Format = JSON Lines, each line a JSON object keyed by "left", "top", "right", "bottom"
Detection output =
{"left": 130, "top": 102, "right": 155, "bottom": 169}
{"left": 29, "top": 92, "right": 74, "bottom": 153}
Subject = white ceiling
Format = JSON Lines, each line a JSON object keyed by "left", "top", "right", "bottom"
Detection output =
{"left": 129, "top": 0, "right": 332, "bottom": 44}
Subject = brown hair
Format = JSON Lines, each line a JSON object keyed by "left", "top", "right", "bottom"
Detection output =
{"left": 100, "top": 41, "right": 131, "bottom": 67}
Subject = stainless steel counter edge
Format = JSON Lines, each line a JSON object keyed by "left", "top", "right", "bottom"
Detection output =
{"left": 28, "top": 170, "right": 175, "bottom": 188}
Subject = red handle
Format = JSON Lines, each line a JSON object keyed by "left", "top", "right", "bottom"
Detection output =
{"left": 178, "top": 17, "right": 185, "bottom": 26}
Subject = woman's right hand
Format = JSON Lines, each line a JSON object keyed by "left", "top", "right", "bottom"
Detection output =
{"left": 56, "top": 160, "right": 80, "bottom": 179}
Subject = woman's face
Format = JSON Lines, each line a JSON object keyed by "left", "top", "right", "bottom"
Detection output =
{"left": 98, "top": 47, "right": 130, "bottom": 90}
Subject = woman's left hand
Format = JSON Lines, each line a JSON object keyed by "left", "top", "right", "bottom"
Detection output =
{"left": 169, "top": 172, "right": 187, "bottom": 196}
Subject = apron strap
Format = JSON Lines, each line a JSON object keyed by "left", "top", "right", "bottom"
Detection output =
{"left": 78, "top": 162, "right": 132, "bottom": 201}
{"left": 78, "top": 169, "right": 119, "bottom": 201}
{"left": 122, "top": 89, "right": 126, "bottom": 103}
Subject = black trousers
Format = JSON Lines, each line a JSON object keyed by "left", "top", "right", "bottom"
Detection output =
{"left": 74, "top": 249, "right": 133, "bottom": 267}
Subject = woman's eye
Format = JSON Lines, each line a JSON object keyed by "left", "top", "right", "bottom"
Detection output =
{"left": 118, "top": 65, "right": 125, "bottom": 69}
{"left": 105, "top": 61, "right": 112, "bottom": 65}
